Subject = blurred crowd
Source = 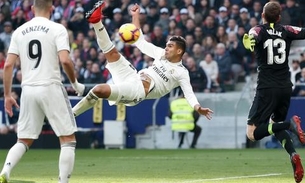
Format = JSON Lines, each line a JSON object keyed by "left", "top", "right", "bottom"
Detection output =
{"left": 0, "top": 0, "right": 304, "bottom": 98}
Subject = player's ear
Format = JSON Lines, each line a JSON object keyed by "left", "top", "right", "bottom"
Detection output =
{"left": 277, "top": 15, "right": 281, "bottom": 23}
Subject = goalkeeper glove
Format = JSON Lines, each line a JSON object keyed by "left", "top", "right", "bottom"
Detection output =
{"left": 243, "top": 33, "right": 255, "bottom": 52}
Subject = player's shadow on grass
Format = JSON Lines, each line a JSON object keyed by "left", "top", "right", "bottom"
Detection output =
{"left": 10, "top": 180, "right": 36, "bottom": 183}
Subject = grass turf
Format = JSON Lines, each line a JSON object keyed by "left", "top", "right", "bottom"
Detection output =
{"left": 0, "top": 148, "right": 304, "bottom": 183}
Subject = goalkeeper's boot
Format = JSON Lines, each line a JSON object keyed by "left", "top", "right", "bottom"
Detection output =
{"left": 291, "top": 153, "right": 304, "bottom": 183}
{"left": 85, "top": 1, "right": 106, "bottom": 24}
{"left": 0, "top": 174, "right": 7, "bottom": 183}
{"left": 290, "top": 115, "right": 305, "bottom": 144}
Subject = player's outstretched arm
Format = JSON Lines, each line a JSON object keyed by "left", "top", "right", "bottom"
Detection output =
{"left": 194, "top": 104, "right": 213, "bottom": 120}
{"left": 58, "top": 50, "right": 85, "bottom": 96}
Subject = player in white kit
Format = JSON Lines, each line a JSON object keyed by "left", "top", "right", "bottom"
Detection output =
{"left": 72, "top": 1, "right": 213, "bottom": 120}
{"left": 0, "top": 0, "right": 85, "bottom": 183}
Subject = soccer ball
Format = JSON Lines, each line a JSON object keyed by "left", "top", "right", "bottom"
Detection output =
{"left": 118, "top": 23, "right": 140, "bottom": 44}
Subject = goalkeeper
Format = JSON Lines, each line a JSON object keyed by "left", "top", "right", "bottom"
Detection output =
{"left": 242, "top": 2, "right": 305, "bottom": 183}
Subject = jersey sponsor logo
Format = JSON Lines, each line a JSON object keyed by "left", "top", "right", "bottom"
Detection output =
{"left": 152, "top": 65, "right": 169, "bottom": 82}
{"left": 22, "top": 25, "right": 49, "bottom": 35}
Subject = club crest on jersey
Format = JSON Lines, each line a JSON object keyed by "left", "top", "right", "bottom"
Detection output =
{"left": 169, "top": 69, "right": 174, "bottom": 74}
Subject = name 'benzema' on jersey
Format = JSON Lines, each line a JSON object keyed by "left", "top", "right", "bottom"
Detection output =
{"left": 21, "top": 25, "right": 49, "bottom": 36}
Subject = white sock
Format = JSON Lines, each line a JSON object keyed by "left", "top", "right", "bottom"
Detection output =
{"left": 0, "top": 142, "right": 28, "bottom": 179}
{"left": 92, "top": 22, "right": 114, "bottom": 53}
{"left": 58, "top": 142, "right": 76, "bottom": 183}
{"left": 72, "top": 90, "right": 99, "bottom": 116}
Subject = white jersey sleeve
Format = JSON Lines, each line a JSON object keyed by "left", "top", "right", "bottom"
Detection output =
{"left": 55, "top": 26, "right": 70, "bottom": 52}
{"left": 133, "top": 30, "right": 165, "bottom": 59}
{"left": 178, "top": 70, "right": 200, "bottom": 108}
{"left": 8, "top": 31, "right": 18, "bottom": 55}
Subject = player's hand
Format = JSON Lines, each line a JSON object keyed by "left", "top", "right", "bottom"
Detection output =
{"left": 4, "top": 96, "right": 19, "bottom": 117}
{"left": 197, "top": 107, "right": 213, "bottom": 120}
{"left": 130, "top": 3, "right": 140, "bottom": 16}
{"left": 71, "top": 81, "right": 85, "bottom": 96}
{"left": 242, "top": 33, "right": 255, "bottom": 52}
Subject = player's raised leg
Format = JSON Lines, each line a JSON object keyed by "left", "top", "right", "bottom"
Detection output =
{"left": 73, "top": 1, "right": 125, "bottom": 116}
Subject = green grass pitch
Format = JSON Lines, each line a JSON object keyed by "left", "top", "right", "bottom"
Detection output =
{"left": 0, "top": 148, "right": 304, "bottom": 183}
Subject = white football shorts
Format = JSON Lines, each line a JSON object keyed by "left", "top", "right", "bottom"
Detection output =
{"left": 106, "top": 54, "right": 146, "bottom": 106}
{"left": 17, "top": 83, "right": 77, "bottom": 139}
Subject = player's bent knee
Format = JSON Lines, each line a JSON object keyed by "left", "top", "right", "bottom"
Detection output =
{"left": 59, "top": 134, "right": 76, "bottom": 144}
{"left": 246, "top": 132, "right": 256, "bottom": 141}
{"left": 105, "top": 48, "right": 120, "bottom": 62}
{"left": 93, "top": 84, "right": 111, "bottom": 98}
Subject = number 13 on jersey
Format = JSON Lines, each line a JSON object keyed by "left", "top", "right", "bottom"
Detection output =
{"left": 264, "top": 38, "right": 286, "bottom": 65}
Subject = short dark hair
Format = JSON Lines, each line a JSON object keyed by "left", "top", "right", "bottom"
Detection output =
{"left": 263, "top": 2, "right": 281, "bottom": 23}
{"left": 169, "top": 36, "right": 186, "bottom": 55}
{"left": 34, "top": 0, "right": 53, "bottom": 10}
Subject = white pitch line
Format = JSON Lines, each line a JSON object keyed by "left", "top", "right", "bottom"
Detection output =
{"left": 182, "top": 173, "right": 282, "bottom": 183}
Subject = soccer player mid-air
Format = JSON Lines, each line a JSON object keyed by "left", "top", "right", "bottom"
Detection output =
{"left": 0, "top": 0, "right": 85, "bottom": 182}
{"left": 72, "top": 1, "right": 213, "bottom": 120}
{"left": 243, "top": 2, "right": 305, "bottom": 182}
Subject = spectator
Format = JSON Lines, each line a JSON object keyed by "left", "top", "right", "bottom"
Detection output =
{"left": 290, "top": 60, "right": 301, "bottom": 89}
{"left": 0, "top": 0, "right": 11, "bottom": 21}
{"left": 202, "top": 15, "right": 217, "bottom": 38}
{"left": 194, "top": 0, "right": 209, "bottom": 22}
{"left": 191, "top": 43, "right": 204, "bottom": 63}
{"left": 216, "top": 25, "right": 228, "bottom": 44}
{"left": 146, "top": 3, "right": 159, "bottom": 29}
{"left": 155, "top": 7, "right": 170, "bottom": 33}
{"left": 249, "top": 1, "right": 262, "bottom": 23}
{"left": 68, "top": 6, "right": 89, "bottom": 37}
{"left": 199, "top": 53, "right": 219, "bottom": 91}
{"left": 184, "top": 18, "right": 196, "bottom": 36}
{"left": 168, "top": 19, "right": 178, "bottom": 37}
{"left": 226, "top": 32, "right": 245, "bottom": 84}
{"left": 0, "top": 21, "right": 13, "bottom": 51}
{"left": 283, "top": 0, "right": 300, "bottom": 26}
{"left": 130, "top": 47, "right": 144, "bottom": 71}
{"left": 107, "top": 8, "right": 127, "bottom": 35}
{"left": 201, "top": 35, "right": 217, "bottom": 55}
{"left": 84, "top": 63, "right": 105, "bottom": 84}
{"left": 293, "top": 68, "right": 305, "bottom": 97}
{"left": 185, "top": 34, "right": 195, "bottom": 54}
{"left": 177, "top": 8, "right": 189, "bottom": 30}
{"left": 169, "top": 95, "right": 202, "bottom": 149}
{"left": 238, "top": 8, "right": 251, "bottom": 32}
{"left": 11, "top": 9, "right": 26, "bottom": 30}
{"left": 185, "top": 57, "right": 209, "bottom": 93}
{"left": 217, "top": 6, "right": 229, "bottom": 27}
{"left": 193, "top": 26, "right": 204, "bottom": 44}
{"left": 226, "top": 18, "right": 238, "bottom": 34}
{"left": 150, "top": 24, "right": 167, "bottom": 47}
{"left": 214, "top": 43, "right": 232, "bottom": 92}
{"left": 229, "top": 4, "right": 240, "bottom": 22}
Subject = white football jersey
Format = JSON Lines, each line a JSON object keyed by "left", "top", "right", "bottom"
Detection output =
{"left": 8, "top": 17, "right": 70, "bottom": 86}
{"left": 134, "top": 33, "right": 200, "bottom": 108}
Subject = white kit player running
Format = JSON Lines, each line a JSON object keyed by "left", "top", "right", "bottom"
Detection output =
{"left": 0, "top": 0, "right": 84, "bottom": 183}
{"left": 72, "top": 1, "right": 213, "bottom": 119}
